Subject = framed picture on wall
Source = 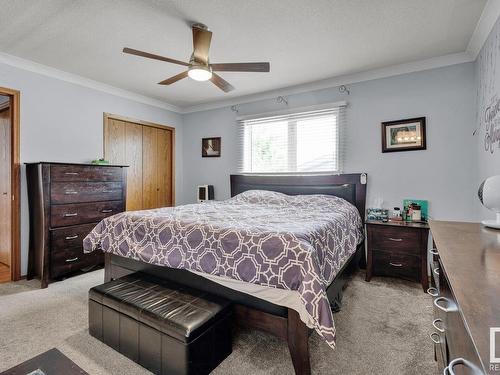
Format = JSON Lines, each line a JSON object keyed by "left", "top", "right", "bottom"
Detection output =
{"left": 381, "top": 117, "right": 426, "bottom": 153}
{"left": 202, "top": 137, "right": 221, "bottom": 157}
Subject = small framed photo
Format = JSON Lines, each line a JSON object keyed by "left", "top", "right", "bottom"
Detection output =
{"left": 381, "top": 117, "right": 426, "bottom": 153}
{"left": 202, "top": 137, "right": 221, "bottom": 157}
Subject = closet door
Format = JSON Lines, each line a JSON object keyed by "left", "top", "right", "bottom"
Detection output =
{"left": 104, "top": 119, "right": 125, "bottom": 164}
{"left": 105, "top": 116, "right": 174, "bottom": 211}
{"left": 104, "top": 119, "right": 143, "bottom": 211}
{"left": 0, "top": 107, "right": 11, "bottom": 266}
{"left": 157, "top": 128, "right": 173, "bottom": 207}
{"left": 125, "top": 123, "right": 143, "bottom": 210}
{"left": 142, "top": 126, "right": 158, "bottom": 209}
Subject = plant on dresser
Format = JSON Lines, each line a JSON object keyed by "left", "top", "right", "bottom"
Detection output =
{"left": 26, "top": 162, "right": 127, "bottom": 288}
{"left": 365, "top": 220, "right": 430, "bottom": 292}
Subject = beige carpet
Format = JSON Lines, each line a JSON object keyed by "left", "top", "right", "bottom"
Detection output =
{"left": 0, "top": 270, "right": 435, "bottom": 374}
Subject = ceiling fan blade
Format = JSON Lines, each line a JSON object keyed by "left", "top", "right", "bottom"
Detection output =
{"left": 123, "top": 47, "right": 189, "bottom": 67}
{"left": 158, "top": 71, "right": 189, "bottom": 85}
{"left": 192, "top": 25, "right": 212, "bottom": 64}
{"left": 210, "top": 62, "right": 270, "bottom": 72}
{"left": 210, "top": 73, "right": 235, "bottom": 93}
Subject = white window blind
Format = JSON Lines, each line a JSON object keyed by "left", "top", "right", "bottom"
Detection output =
{"left": 237, "top": 104, "right": 346, "bottom": 174}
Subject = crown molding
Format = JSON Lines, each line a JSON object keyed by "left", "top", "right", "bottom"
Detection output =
{"left": 179, "top": 52, "right": 473, "bottom": 113}
{"left": 0, "top": 52, "right": 182, "bottom": 113}
{"left": 0, "top": 48, "right": 477, "bottom": 116}
{"left": 466, "top": 0, "right": 500, "bottom": 59}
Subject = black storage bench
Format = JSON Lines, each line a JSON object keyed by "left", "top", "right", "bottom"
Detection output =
{"left": 88, "top": 272, "right": 232, "bottom": 375}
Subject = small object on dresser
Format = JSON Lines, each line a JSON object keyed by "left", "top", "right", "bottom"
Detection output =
{"left": 365, "top": 220, "right": 430, "bottom": 292}
{"left": 91, "top": 158, "right": 110, "bottom": 165}
{"left": 411, "top": 204, "right": 421, "bottom": 221}
{"left": 403, "top": 199, "right": 428, "bottom": 221}
{"left": 478, "top": 175, "right": 500, "bottom": 229}
{"left": 366, "top": 208, "right": 389, "bottom": 221}
{"left": 391, "top": 207, "right": 402, "bottom": 221}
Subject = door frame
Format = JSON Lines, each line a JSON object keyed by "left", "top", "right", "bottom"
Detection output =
{"left": 103, "top": 113, "right": 176, "bottom": 205}
{"left": 0, "top": 86, "right": 21, "bottom": 281}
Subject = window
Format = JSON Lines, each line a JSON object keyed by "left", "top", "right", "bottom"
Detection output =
{"left": 238, "top": 104, "right": 345, "bottom": 173}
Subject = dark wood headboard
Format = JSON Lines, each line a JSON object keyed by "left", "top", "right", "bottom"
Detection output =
{"left": 230, "top": 174, "right": 367, "bottom": 220}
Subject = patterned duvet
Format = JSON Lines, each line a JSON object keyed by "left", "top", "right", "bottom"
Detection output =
{"left": 83, "top": 190, "right": 363, "bottom": 348}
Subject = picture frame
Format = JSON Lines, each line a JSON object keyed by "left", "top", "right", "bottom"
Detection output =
{"left": 202, "top": 137, "right": 221, "bottom": 157}
{"left": 381, "top": 117, "right": 426, "bottom": 153}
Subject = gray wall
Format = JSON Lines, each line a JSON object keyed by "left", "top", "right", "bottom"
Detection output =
{"left": 0, "top": 54, "right": 483, "bottom": 276}
{"left": 0, "top": 62, "right": 184, "bottom": 275}
{"left": 182, "top": 63, "right": 477, "bottom": 222}
{"left": 475, "top": 15, "right": 500, "bottom": 220}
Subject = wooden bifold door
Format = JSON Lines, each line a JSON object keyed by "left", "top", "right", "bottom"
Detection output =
{"left": 103, "top": 114, "right": 174, "bottom": 211}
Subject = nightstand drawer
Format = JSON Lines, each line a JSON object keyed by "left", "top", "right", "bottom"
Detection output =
{"left": 372, "top": 250, "right": 420, "bottom": 282}
{"left": 370, "top": 226, "right": 420, "bottom": 255}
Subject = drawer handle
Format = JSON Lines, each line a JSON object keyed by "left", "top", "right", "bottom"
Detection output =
{"left": 64, "top": 172, "right": 79, "bottom": 175}
{"left": 443, "top": 358, "right": 479, "bottom": 375}
{"left": 388, "top": 237, "right": 403, "bottom": 242}
{"left": 389, "top": 262, "right": 403, "bottom": 267}
{"left": 433, "top": 267, "right": 440, "bottom": 276}
{"left": 434, "top": 297, "right": 457, "bottom": 313}
{"left": 102, "top": 190, "right": 115, "bottom": 193}
{"left": 101, "top": 209, "right": 113, "bottom": 213}
{"left": 432, "top": 319, "right": 445, "bottom": 333}
{"left": 64, "top": 191, "right": 78, "bottom": 195}
{"left": 65, "top": 257, "right": 79, "bottom": 263}
{"left": 63, "top": 213, "right": 78, "bottom": 217}
{"left": 430, "top": 332, "right": 440, "bottom": 345}
{"left": 427, "top": 287, "right": 438, "bottom": 297}
{"left": 430, "top": 248, "right": 438, "bottom": 255}
{"left": 65, "top": 235, "right": 79, "bottom": 240}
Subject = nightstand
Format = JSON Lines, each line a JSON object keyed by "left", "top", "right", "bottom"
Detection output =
{"left": 365, "top": 220, "right": 430, "bottom": 292}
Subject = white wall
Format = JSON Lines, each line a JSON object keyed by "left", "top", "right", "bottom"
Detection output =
{"left": 0, "top": 62, "right": 184, "bottom": 275}
{"left": 182, "top": 63, "right": 477, "bottom": 222}
{"left": 475, "top": 15, "right": 500, "bottom": 220}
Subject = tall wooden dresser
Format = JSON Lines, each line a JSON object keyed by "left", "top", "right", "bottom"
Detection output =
{"left": 429, "top": 221, "right": 500, "bottom": 375}
{"left": 26, "top": 162, "right": 127, "bottom": 288}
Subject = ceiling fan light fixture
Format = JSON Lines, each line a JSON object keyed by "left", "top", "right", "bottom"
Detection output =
{"left": 188, "top": 66, "right": 212, "bottom": 81}
{"left": 123, "top": 23, "right": 269, "bottom": 92}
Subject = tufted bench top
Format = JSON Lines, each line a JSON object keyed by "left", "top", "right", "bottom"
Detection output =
{"left": 89, "top": 272, "right": 232, "bottom": 343}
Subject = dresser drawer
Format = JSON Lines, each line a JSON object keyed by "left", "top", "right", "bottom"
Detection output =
{"left": 50, "top": 223, "right": 97, "bottom": 250}
{"left": 50, "top": 201, "right": 123, "bottom": 227}
{"left": 431, "top": 330, "right": 447, "bottom": 374}
{"left": 431, "top": 259, "right": 440, "bottom": 291}
{"left": 51, "top": 182, "right": 122, "bottom": 204}
{"left": 370, "top": 226, "right": 420, "bottom": 255}
{"left": 372, "top": 250, "right": 420, "bottom": 282}
{"left": 436, "top": 265, "right": 483, "bottom": 375}
{"left": 51, "top": 165, "right": 123, "bottom": 182}
{"left": 50, "top": 247, "right": 103, "bottom": 278}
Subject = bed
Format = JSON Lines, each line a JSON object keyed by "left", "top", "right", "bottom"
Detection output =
{"left": 84, "top": 173, "right": 367, "bottom": 375}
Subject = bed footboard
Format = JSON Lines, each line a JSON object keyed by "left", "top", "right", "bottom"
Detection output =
{"left": 103, "top": 242, "right": 363, "bottom": 375}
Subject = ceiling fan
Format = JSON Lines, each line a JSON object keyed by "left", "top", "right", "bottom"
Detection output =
{"left": 123, "top": 23, "right": 270, "bottom": 93}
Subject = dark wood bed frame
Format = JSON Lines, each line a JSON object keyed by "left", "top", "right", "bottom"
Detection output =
{"left": 104, "top": 173, "right": 367, "bottom": 375}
